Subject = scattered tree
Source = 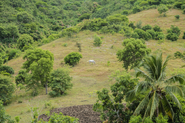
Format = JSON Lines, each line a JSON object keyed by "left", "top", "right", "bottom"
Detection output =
{"left": 22, "top": 48, "right": 54, "bottom": 95}
{"left": 93, "top": 35, "right": 102, "bottom": 46}
{"left": 166, "top": 25, "right": 181, "bottom": 41}
{"left": 117, "top": 38, "right": 151, "bottom": 70}
{"left": 175, "top": 15, "right": 180, "bottom": 19}
{"left": 64, "top": 52, "right": 82, "bottom": 66}
{"left": 49, "top": 68, "right": 73, "bottom": 97}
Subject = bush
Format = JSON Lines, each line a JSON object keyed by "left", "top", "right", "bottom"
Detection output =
{"left": 174, "top": 2, "right": 183, "bottom": 9}
{"left": 183, "top": 32, "right": 185, "bottom": 39}
{"left": 78, "top": 13, "right": 91, "bottom": 22}
{"left": 166, "top": 25, "right": 181, "bottom": 41}
{"left": 49, "top": 68, "right": 73, "bottom": 97}
{"left": 174, "top": 51, "right": 184, "bottom": 59}
{"left": 0, "top": 65, "right": 14, "bottom": 75}
{"left": 136, "top": 20, "right": 142, "bottom": 29}
{"left": 166, "top": 33, "right": 179, "bottom": 41}
{"left": 158, "top": 5, "right": 168, "bottom": 17}
{"left": 155, "top": 32, "right": 165, "bottom": 40}
{"left": 181, "top": 4, "right": 185, "bottom": 10}
{"left": 64, "top": 52, "right": 82, "bottom": 66}
{"left": 7, "top": 48, "right": 21, "bottom": 60}
{"left": 153, "top": 25, "right": 162, "bottom": 32}
{"left": 17, "top": 34, "right": 34, "bottom": 50}
{"left": 183, "top": 9, "right": 185, "bottom": 14}
{"left": 0, "top": 75, "right": 15, "bottom": 105}
{"left": 15, "top": 69, "right": 27, "bottom": 85}
{"left": 146, "top": 30, "right": 156, "bottom": 39}
{"left": 48, "top": 113, "right": 79, "bottom": 123}
{"left": 175, "top": 15, "right": 180, "bottom": 19}
{"left": 142, "top": 24, "right": 152, "bottom": 31}
{"left": 17, "top": 12, "right": 33, "bottom": 23}
{"left": 93, "top": 35, "right": 102, "bottom": 46}
{"left": 129, "top": 21, "right": 136, "bottom": 29}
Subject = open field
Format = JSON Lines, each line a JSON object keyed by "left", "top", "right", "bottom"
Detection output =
{"left": 4, "top": 9, "right": 185, "bottom": 122}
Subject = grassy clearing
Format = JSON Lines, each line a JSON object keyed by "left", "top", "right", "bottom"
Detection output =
{"left": 4, "top": 9, "right": 185, "bottom": 122}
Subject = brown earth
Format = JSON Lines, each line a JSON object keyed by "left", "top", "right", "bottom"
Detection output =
{"left": 38, "top": 105, "right": 102, "bottom": 123}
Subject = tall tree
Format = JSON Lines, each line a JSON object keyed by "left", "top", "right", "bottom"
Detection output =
{"left": 22, "top": 48, "right": 54, "bottom": 94}
{"left": 126, "top": 53, "right": 185, "bottom": 120}
{"left": 117, "top": 38, "right": 151, "bottom": 70}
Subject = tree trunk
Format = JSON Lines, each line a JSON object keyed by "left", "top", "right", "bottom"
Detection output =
{"left": 156, "top": 106, "right": 159, "bottom": 117}
{"left": 45, "top": 81, "right": 48, "bottom": 94}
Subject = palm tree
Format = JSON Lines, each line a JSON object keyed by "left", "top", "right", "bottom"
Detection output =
{"left": 126, "top": 53, "right": 185, "bottom": 120}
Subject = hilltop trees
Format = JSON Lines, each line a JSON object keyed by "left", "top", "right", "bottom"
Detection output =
{"left": 117, "top": 38, "right": 151, "bottom": 70}
{"left": 22, "top": 48, "right": 54, "bottom": 95}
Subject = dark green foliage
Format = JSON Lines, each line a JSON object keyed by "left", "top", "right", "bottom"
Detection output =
{"left": 175, "top": 15, "right": 180, "bottom": 19}
{"left": 174, "top": 51, "right": 184, "bottom": 59}
{"left": 0, "top": 75, "right": 15, "bottom": 105}
{"left": 146, "top": 30, "right": 156, "bottom": 39}
{"left": 78, "top": 13, "right": 91, "bottom": 22}
{"left": 0, "top": 100, "right": 13, "bottom": 123}
{"left": 122, "top": 10, "right": 129, "bottom": 15}
{"left": 181, "top": 4, "right": 185, "bottom": 10}
{"left": 64, "top": 52, "right": 82, "bottom": 66}
{"left": 134, "top": 29, "right": 152, "bottom": 40}
{"left": 155, "top": 32, "right": 165, "bottom": 40}
{"left": 129, "top": 21, "right": 136, "bottom": 29}
{"left": 49, "top": 68, "right": 73, "bottom": 97}
{"left": 166, "top": 25, "right": 181, "bottom": 41}
{"left": 131, "top": 32, "right": 139, "bottom": 39}
{"left": 133, "top": 6, "right": 142, "bottom": 14}
{"left": 0, "top": 65, "right": 14, "bottom": 75}
{"left": 15, "top": 69, "right": 26, "bottom": 85}
{"left": 183, "top": 9, "right": 185, "bottom": 14}
{"left": 93, "top": 71, "right": 137, "bottom": 122}
{"left": 93, "top": 35, "right": 102, "bottom": 46}
{"left": 17, "top": 34, "right": 34, "bottom": 50}
{"left": 49, "top": 113, "right": 79, "bottom": 123}
{"left": 17, "top": 12, "right": 33, "bottom": 23}
{"left": 183, "top": 32, "right": 185, "bottom": 39}
{"left": 117, "top": 38, "right": 151, "bottom": 70}
{"left": 174, "top": 2, "right": 183, "bottom": 9}
{"left": 142, "top": 24, "right": 152, "bottom": 31}
{"left": 153, "top": 25, "right": 162, "bottom": 32}
{"left": 6, "top": 48, "right": 20, "bottom": 61}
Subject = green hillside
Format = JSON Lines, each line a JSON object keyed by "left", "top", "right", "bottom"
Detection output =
{"left": 1, "top": 0, "right": 185, "bottom": 122}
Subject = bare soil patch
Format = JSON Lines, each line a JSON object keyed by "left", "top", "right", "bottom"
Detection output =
{"left": 39, "top": 105, "right": 102, "bottom": 123}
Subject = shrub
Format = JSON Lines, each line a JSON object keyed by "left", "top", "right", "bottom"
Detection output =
{"left": 7, "top": 48, "right": 21, "bottom": 60}
{"left": 17, "top": 34, "right": 34, "bottom": 50}
{"left": 0, "top": 75, "right": 15, "bottom": 105}
{"left": 166, "top": 33, "right": 179, "bottom": 41}
{"left": 153, "top": 25, "right": 162, "bottom": 32}
{"left": 132, "top": 6, "right": 142, "bottom": 14}
{"left": 64, "top": 52, "right": 82, "bottom": 66}
{"left": 78, "top": 13, "right": 91, "bottom": 22}
{"left": 15, "top": 69, "right": 27, "bottom": 85}
{"left": 0, "top": 65, "right": 14, "bottom": 75}
{"left": 174, "top": 2, "right": 183, "bottom": 9}
{"left": 146, "top": 30, "right": 156, "bottom": 39}
{"left": 155, "top": 32, "right": 165, "bottom": 40}
{"left": 106, "top": 14, "right": 129, "bottom": 24}
{"left": 175, "top": 15, "right": 180, "bottom": 19}
{"left": 183, "top": 32, "right": 185, "bottom": 39}
{"left": 174, "top": 51, "right": 184, "bottom": 59}
{"left": 17, "top": 12, "right": 33, "bottom": 23}
{"left": 93, "top": 35, "right": 102, "bottom": 46}
{"left": 142, "top": 24, "right": 152, "bottom": 31}
{"left": 49, "top": 68, "right": 73, "bottom": 97}
{"left": 183, "top": 9, "right": 185, "bottom": 14}
{"left": 166, "top": 25, "right": 181, "bottom": 41}
{"left": 129, "top": 21, "right": 136, "bottom": 29}
{"left": 181, "top": 4, "right": 185, "bottom": 10}
{"left": 48, "top": 113, "right": 79, "bottom": 123}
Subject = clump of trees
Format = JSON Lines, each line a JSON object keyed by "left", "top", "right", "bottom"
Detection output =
{"left": 158, "top": 5, "right": 168, "bottom": 17}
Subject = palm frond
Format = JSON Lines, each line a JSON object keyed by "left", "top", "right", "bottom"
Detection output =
{"left": 133, "top": 93, "right": 150, "bottom": 115}
{"left": 165, "top": 85, "right": 184, "bottom": 97}
{"left": 161, "top": 95, "right": 174, "bottom": 120}
{"left": 126, "top": 89, "right": 136, "bottom": 102}
{"left": 164, "top": 74, "right": 185, "bottom": 84}
{"left": 143, "top": 95, "right": 153, "bottom": 118}
{"left": 150, "top": 91, "right": 159, "bottom": 119}
{"left": 169, "top": 93, "right": 182, "bottom": 110}
{"left": 135, "top": 68, "right": 153, "bottom": 82}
